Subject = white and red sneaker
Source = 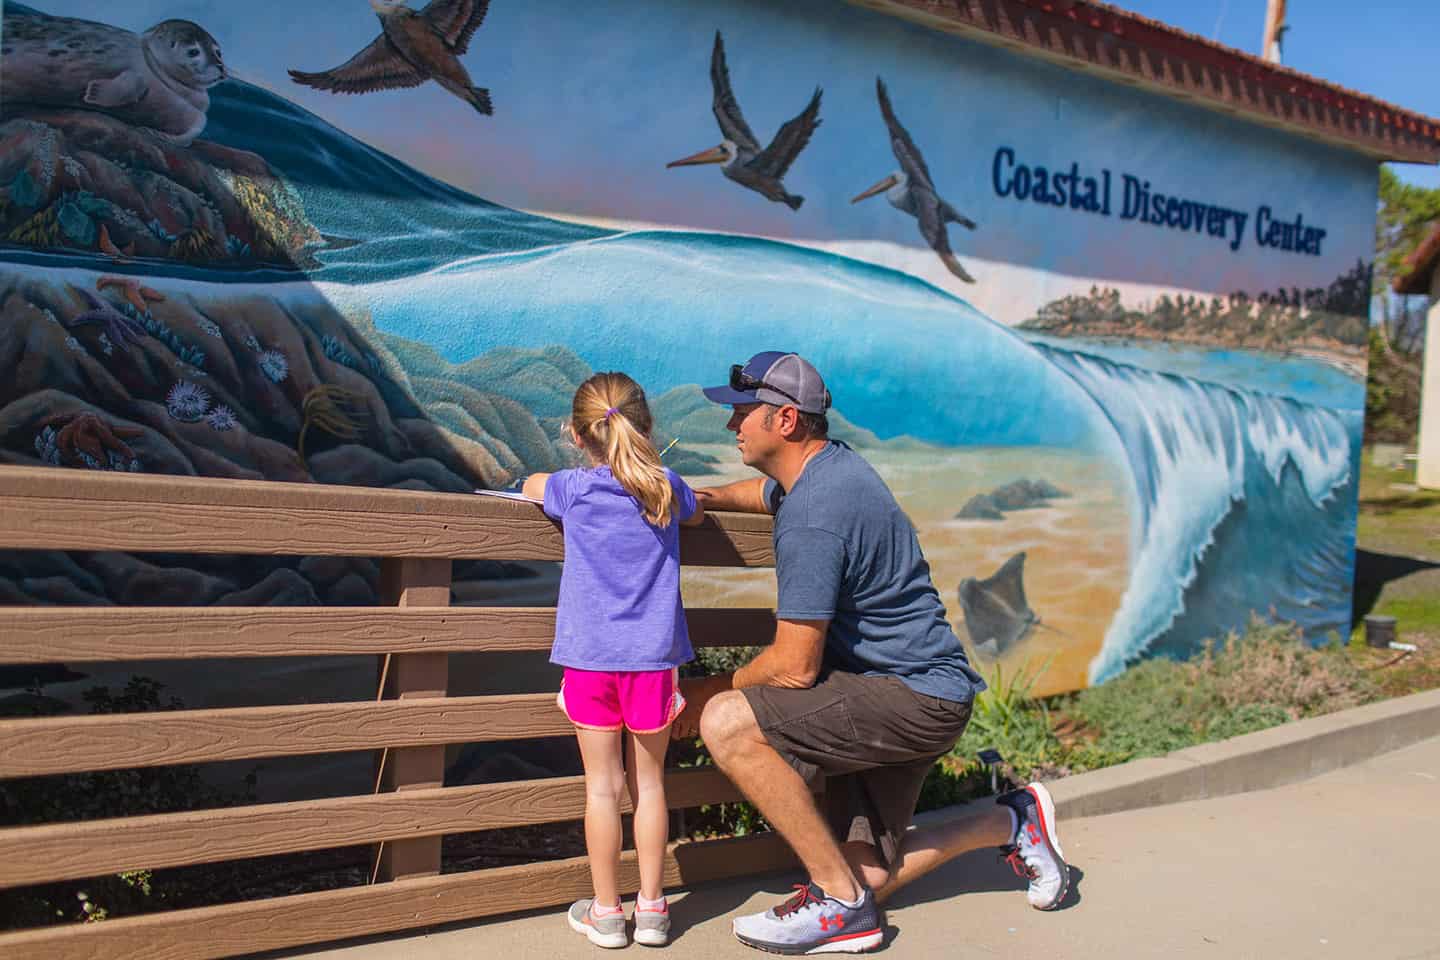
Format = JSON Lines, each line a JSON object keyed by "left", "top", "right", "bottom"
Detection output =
{"left": 997, "top": 782, "right": 1069, "bottom": 910}
{"left": 732, "top": 882, "right": 883, "bottom": 954}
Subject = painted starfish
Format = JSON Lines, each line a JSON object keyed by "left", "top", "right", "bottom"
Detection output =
{"left": 39, "top": 411, "right": 145, "bottom": 470}
{"left": 96, "top": 276, "right": 165, "bottom": 315}
{"left": 64, "top": 285, "right": 148, "bottom": 345}
{"left": 97, "top": 224, "right": 137, "bottom": 261}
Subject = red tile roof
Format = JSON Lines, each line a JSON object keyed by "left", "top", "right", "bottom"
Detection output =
{"left": 1393, "top": 224, "right": 1440, "bottom": 295}
{"left": 850, "top": 0, "right": 1440, "bottom": 163}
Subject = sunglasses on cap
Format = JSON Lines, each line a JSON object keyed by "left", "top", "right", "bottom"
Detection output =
{"left": 730, "top": 363, "right": 803, "bottom": 407}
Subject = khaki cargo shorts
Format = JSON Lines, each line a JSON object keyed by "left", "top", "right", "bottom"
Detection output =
{"left": 741, "top": 669, "right": 972, "bottom": 868}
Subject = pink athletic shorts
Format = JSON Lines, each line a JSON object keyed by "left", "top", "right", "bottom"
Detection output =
{"left": 557, "top": 667, "right": 686, "bottom": 734}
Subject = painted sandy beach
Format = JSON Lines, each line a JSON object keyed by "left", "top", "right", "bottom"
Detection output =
{"left": 679, "top": 442, "right": 1131, "bottom": 696}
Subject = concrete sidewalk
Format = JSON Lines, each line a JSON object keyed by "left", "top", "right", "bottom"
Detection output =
{"left": 281, "top": 735, "right": 1440, "bottom": 960}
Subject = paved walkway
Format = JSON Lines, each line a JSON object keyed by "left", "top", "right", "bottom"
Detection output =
{"left": 282, "top": 737, "right": 1440, "bottom": 960}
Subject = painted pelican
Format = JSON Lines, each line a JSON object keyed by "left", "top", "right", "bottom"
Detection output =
{"left": 852, "top": 77, "right": 977, "bottom": 282}
{"left": 289, "top": 0, "right": 494, "bottom": 115}
{"left": 667, "top": 31, "right": 822, "bottom": 211}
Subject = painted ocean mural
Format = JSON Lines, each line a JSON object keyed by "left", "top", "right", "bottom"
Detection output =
{"left": 0, "top": 0, "right": 1373, "bottom": 709}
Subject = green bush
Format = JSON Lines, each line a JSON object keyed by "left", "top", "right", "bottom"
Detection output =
{"left": 682, "top": 645, "right": 764, "bottom": 679}
{"left": 949, "top": 658, "right": 1065, "bottom": 784}
{"left": 1204, "top": 702, "right": 1293, "bottom": 741}
{"left": 1067, "top": 617, "right": 1372, "bottom": 764}
{"left": 1068, "top": 657, "right": 1209, "bottom": 759}
{"left": 0, "top": 677, "right": 256, "bottom": 929}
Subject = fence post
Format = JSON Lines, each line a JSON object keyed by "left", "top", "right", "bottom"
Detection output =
{"left": 376, "top": 557, "right": 452, "bottom": 881}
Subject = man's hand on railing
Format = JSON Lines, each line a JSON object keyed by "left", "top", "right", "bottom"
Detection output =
{"left": 694, "top": 477, "right": 771, "bottom": 514}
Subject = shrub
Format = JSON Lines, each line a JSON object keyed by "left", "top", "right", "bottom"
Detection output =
{"left": 1204, "top": 702, "right": 1293, "bottom": 740}
{"left": 0, "top": 677, "right": 256, "bottom": 929}
{"left": 949, "top": 658, "right": 1064, "bottom": 784}
{"left": 1068, "top": 657, "right": 1210, "bottom": 760}
{"left": 682, "top": 645, "right": 764, "bottom": 679}
{"left": 1195, "top": 618, "right": 1371, "bottom": 720}
{"left": 1068, "top": 616, "right": 1372, "bottom": 763}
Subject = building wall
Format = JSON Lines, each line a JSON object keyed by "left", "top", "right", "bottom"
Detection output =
{"left": 0, "top": 0, "right": 1376, "bottom": 706}
{"left": 1420, "top": 268, "right": 1440, "bottom": 489}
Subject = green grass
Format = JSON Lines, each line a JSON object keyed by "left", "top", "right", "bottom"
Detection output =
{"left": 1354, "top": 455, "right": 1440, "bottom": 640}
{"left": 1367, "top": 597, "right": 1440, "bottom": 635}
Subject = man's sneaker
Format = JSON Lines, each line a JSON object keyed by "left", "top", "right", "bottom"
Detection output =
{"left": 732, "top": 882, "right": 882, "bottom": 955}
{"left": 997, "top": 781, "right": 1069, "bottom": 910}
{"left": 634, "top": 900, "right": 671, "bottom": 947}
{"left": 567, "top": 898, "right": 627, "bottom": 949}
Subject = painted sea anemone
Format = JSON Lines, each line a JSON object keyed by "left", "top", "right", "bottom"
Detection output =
{"left": 258, "top": 349, "right": 289, "bottom": 383}
{"left": 166, "top": 381, "right": 211, "bottom": 422}
{"left": 207, "top": 405, "right": 238, "bottom": 431}
{"left": 33, "top": 426, "right": 61, "bottom": 465}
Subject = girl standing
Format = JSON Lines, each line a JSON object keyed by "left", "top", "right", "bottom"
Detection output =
{"left": 522, "top": 372, "right": 703, "bottom": 948}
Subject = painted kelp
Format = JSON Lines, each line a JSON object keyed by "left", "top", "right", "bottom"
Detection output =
{"left": 0, "top": 0, "right": 1373, "bottom": 706}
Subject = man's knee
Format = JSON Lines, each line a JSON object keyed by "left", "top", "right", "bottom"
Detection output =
{"left": 699, "top": 690, "right": 759, "bottom": 763}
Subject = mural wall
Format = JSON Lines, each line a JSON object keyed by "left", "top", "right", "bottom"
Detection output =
{"left": 0, "top": 0, "right": 1375, "bottom": 707}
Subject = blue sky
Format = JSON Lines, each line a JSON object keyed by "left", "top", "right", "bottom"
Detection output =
{"left": 1119, "top": 0, "right": 1440, "bottom": 191}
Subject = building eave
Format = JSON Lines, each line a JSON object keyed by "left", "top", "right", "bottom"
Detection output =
{"left": 844, "top": 0, "right": 1440, "bottom": 165}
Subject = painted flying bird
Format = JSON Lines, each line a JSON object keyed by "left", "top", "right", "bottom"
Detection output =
{"left": 289, "top": 0, "right": 494, "bottom": 115}
{"left": 666, "top": 31, "right": 821, "bottom": 211}
{"left": 852, "top": 77, "right": 977, "bottom": 282}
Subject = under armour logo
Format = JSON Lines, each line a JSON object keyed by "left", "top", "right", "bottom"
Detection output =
{"left": 1027, "top": 824, "right": 1042, "bottom": 844}
{"left": 818, "top": 915, "right": 845, "bottom": 932}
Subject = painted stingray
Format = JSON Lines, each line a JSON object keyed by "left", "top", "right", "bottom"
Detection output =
{"left": 958, "top": 551, "right": 1045, "bottom": 660}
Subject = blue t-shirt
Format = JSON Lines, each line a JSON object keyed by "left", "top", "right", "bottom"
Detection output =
{"left": 765, "top": 442, "right": 984, "bottom": 703}
{"left": 544, "top": 466, "right": 698, "bottom": 671}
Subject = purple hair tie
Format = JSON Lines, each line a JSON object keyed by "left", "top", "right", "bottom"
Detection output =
{"left": 604, "top": 407, "right": 619, "bottom": 419}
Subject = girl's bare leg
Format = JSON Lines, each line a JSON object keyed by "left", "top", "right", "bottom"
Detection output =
{"left": 626, "top": 727, "right": 672, "bottom": 902}
{"left": 575, "top": 726, "right": 627, "bottom": 907}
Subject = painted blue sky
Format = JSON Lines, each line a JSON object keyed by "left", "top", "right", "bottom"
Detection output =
{"left": 8, "top": 0, "right": 1409, "bottom": 299}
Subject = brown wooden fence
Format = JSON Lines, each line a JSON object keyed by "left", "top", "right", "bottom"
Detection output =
{"left": 0, "top": 466, "right": 796, "bottom": 960}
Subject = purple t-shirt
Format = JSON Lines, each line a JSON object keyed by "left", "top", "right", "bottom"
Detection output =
{"left": 543, "top": 466, "right": 698, "bottom": 671}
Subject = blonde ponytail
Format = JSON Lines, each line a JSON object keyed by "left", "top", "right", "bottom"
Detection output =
{"left": 572, "top": 373, "right": 674, "bottom": 527}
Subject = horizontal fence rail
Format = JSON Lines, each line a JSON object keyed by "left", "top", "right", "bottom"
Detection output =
{"left": 0, "top": 834, "right": 799, "bottom": 960}
{"left": 0, "top": 465, "right": 785, "bottom": 959}
{"left": 0, "top": 767, "right": 824, "bottom": 890}
{"left": 0, "top": 467, "right": 775, "bottom": 564}
{"left": 0, "top": 607, "right": 777, "bottom": 662}
{"left": 0, "top": 694, "right": 577, "bottom": 777}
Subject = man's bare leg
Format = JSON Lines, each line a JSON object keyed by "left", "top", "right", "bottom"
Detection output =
{"left": 700, "top": 690, "right": 861, "bottom": 902}
{"left": 841, "top": 801, "right": 1014, "bottom": 903}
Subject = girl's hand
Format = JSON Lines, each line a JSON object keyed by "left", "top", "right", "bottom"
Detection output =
{"left": 521, "top": 472, "right": 550, "bottom": 501}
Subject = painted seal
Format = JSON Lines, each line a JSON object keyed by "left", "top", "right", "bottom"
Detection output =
{"left": 1, "top": 10, "right": 226, "bottom": 146}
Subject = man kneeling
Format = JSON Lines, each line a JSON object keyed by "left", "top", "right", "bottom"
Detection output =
{"left": 677, "top": 351, "right": 1069, "bottom": 954}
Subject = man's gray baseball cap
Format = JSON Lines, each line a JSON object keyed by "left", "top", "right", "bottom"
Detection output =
{"left": 702, "top": 351, "right": 832, "bottom": 415}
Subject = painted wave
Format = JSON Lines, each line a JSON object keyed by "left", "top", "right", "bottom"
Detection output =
{"left": 201, "top": 80, "right": 613, "bottom": 283}
{"left": 1034, "top": 345, "right": 1358, "bottom": 681}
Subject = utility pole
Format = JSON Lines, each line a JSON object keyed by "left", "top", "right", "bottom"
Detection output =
{"left": 1262, "top": 0, "right": 1288, "bottom": 63}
